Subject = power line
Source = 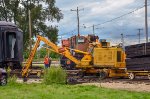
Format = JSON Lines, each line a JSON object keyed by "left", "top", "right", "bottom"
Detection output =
{"left": 99, "top": 5, "right": 146, "bottom": 26}
{"left": 85, "top": 4, "right": 150, "bottom": 28}
{"left": 58, "top": 28, "right": 77, "bottom": 36}
{"left": 125, "top": 28, "right": 143, "bottom": 44}
{"left": 58, "top": 23, "right": 88, "bottom": 36}
{"left": 71, "top": 7, "right": 84, "bottom": 36}
{"left": 137, "top": 28, "right": 143, "bottom": 43}
{"left": 145, "top": 0, "right": 148, "bottom": 43}
{"left": 121, "top": 33, "right": 125, "bottom": 50}
{"left": 58, "top": 3, "right": 150, "bottom": 38}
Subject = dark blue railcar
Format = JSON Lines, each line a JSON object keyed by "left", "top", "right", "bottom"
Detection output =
{"left": 0, "top": 21, "right": 23, "bottom": 69}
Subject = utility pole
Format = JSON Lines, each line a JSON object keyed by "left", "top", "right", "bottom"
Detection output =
{"left": 71, "top": 7, "right": 84, "bottom": 49}
{"left": 145, "top": 0, "right": 148, "bottom": 43}
{"left": 71, "top": 7, "right": 84, "bottom": 36}
{"left": 92, "top": 24, "right": 95, "bottom": 34}
{"left": 77, "top": 7, "right": 79, "bottom": 36}
{"left": 121, "top": 33, "right": 125, "bottom": 50}
{"left": 137, "top": 28, "right": 143, "bottom": 44}
{"left": 144, "top": 0, "right": 148, "bottom": 55}
{"left": 29, "top": 10, "right": 32, "bottom": 52}
{"left": 28, "top": 10, "right": 32, "bottom": 67}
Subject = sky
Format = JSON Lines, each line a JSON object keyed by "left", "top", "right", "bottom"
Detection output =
{"left": 48, "top": 0, "right": 150, "bottom": 46}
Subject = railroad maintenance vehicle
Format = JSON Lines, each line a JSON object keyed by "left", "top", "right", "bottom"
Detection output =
{"left": 22, "top": 35, "right": 127, "bottom": 79}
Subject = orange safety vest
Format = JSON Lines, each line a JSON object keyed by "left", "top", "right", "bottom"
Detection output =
{"left": 44, "top": 57, "right": 49, "bottom": 64}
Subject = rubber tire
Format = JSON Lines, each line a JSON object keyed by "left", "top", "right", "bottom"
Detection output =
{"left": 0, "top": 75, "right": 7, "bottom": 86}
{"left": 23, "top": 77, "right": 28, "bottom": 82}
{"left": 148, "top": 74, "right": 150, "bottom": 80}
{"left": 128, "top": 73, "right": 135, "bottom": 80}
{"left": 99, "top": 71, "right": 107, "bottom": 80}
{"left": 77, "top": 71, "right": 85, "bottom": 78}
{"left": 67, "top": 77, "right": 77, "bottom": 84}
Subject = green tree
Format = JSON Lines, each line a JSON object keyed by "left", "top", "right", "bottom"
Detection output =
{"left": 39, "top": 48, "right": 47, "bottom": 58}
{"left": 0, "top": 0, "right": 63, "bottom": 51}
{"left": 41, "top": 44, "right": 60, "bottom": 59}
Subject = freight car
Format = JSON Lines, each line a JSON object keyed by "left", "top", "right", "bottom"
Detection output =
{"left": 60, "top": 34, "right": 99, "bottom": 69}
{"left": 0, "top": 21, "right": 23, "bottom": 70}
{"left": 125, "top": 43, "right": 150, "bottom": 80}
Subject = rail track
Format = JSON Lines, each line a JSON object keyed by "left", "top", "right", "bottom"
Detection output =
{"left": 13, "top": 73, "right": 150, "bottom": 85}
{"left": 9, "top": 64, "right": 150, "bottom": 85}
{"left": 67, "top": 76, "right": 150, "bottom": 85}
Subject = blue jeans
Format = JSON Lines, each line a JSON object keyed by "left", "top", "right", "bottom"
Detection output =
{"left": 45, "top": 64, "right": 49, "bottom": 69}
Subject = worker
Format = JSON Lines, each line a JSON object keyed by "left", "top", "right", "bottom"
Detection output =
{"left": 44, "top": 55, "right": 49, "bottom": 69}
{"left": 49, "top": 57, "right": 52, "bottom": 68}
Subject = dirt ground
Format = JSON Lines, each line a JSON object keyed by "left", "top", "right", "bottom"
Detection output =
{"left": 17, "top": 78, "right": 42, "bottom": 84}
{"left": 17, "top": 78, "right": 150, "bottom": 92}
{"left": 82, "top": 81, "right": 150, "bottom": 92}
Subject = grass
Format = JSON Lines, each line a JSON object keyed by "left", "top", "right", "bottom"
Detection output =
{"left": 0, "top": 83, "right": 150, "bottom": 99}
{"left": 43, "top": 67, "right": 67, "bottom": 85}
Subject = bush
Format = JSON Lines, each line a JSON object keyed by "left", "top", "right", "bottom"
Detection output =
{"left": 8, "top": 75, "right": 17, "bottom": 85}
{"left": 43, "top": 66, "right": 67, "bottom": 85}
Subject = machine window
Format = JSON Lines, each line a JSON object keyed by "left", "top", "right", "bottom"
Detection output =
{"left": 117, "top": 51, "right": 121, "bottom": 62}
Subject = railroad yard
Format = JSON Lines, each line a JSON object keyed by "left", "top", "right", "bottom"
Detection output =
{"left": 15, "top": 61, "right": 150, "bottom": 92}
{"left": 0, "top": 0, "right": 150, "bottom": 99}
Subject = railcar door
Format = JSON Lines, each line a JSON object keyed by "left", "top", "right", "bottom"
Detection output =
{"left": 4, "top": 32, "right": 17, "bottom": 60}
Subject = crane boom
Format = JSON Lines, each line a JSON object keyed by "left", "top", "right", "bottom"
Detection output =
{"left": 22, "top": 35, "right": 82, "bottom": 77}
{"left": 22, "top": 37, "right": 40, "bottom": 77}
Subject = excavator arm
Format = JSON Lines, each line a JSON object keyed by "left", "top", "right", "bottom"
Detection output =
{"left": 22, "top": 35, "right": 81, "bottom": 77}
{"left": 67, "top": 48, "right": 90, "bottom": 55}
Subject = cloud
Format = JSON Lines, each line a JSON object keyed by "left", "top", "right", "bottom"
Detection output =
{"left": 53, "top": 0, "right": 150, "bottom": 45}
{"left": 90, "top": 0, "right": 135, "bottom": 15}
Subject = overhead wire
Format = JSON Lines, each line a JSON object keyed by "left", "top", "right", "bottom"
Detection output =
{"left": 85, "top": 4, "right": 150, "bottom": 29}
{"left": 58, "top": 28, "right": 77, "bottom": 36}
{"left": 58, "top": 2, "right": 150, "bottom": 39}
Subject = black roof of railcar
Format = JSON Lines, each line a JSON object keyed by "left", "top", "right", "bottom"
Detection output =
{"left": 0, "top": 21, "right": 17, "bottom": 27}
{"left": 0, "top": 21, "right": 22, "bottom": 32}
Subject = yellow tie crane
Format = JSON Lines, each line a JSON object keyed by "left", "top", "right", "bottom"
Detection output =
{"left": 22, "top": 35, "right": 92, "bottom": 78}
{"left": 22, "top": 35, "right": 127, "bottom": 80}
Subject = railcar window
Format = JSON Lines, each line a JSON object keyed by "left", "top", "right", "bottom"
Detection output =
{"left": 117, "top": 51, "right": 121, "bottom": 62}
{"left": 78, "top": 38, "right": 85, "bottom": 44}
{"left": 6, "top": 32, "right": 16, "bottom": 58}
{"left": 101, "top": 42, "right": 107, "bottom": 47}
